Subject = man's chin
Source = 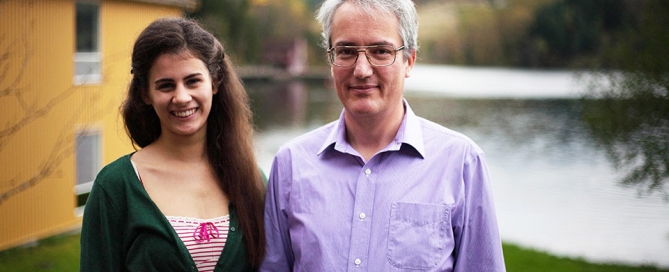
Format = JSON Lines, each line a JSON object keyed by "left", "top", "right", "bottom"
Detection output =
{"left": 345, "top": 102, "right": 381, "bottom": 117}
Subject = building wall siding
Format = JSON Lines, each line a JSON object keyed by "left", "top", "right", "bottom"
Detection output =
{"left": 0, "top": 0, "right": 183, "bottom": 251}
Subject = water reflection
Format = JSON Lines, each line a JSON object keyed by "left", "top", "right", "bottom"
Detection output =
{"left": 403, "top": 96, "right": 669, "bottom": 267}
{"left": 582, "top": 97, "right": 669, "bottom": 198}
{"left": 245, "top": 79, "right": 669, "bottom": 268}
{"left": 246, "top": 79, "right": 341, "bottom": 131}
{"left": 404, "top": 98, "right": 590, "bottom": 151}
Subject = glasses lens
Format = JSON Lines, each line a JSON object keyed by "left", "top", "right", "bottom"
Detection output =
{"left": 332, "top": 47, "right": 358, "bottom": 66}
{"left": 330, "top": 45, "right": 399, "bottom": 67}
{"left": 366, "top": 45, "right": 396, "bottom": 66}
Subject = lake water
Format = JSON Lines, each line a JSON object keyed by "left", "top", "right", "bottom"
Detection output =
{"left": 246, "top": 64, "right": 669, "bottom": 268}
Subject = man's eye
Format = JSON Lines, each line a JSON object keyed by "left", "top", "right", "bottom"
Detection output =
{"left": 337, "top": 48, "right": 356, "bottom": 56}
{"left": 371, "top": 48, "right": 392, "bottom": 55}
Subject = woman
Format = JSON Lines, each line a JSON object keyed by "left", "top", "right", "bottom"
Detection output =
{"left": 80, "top": 18, "right": 265, "bottom": 271}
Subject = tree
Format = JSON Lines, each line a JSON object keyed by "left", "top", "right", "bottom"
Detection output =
{"left": 582, "top": 0, "right": 669, "bottom": 198}
{"left": 188, "top": 0, "right": 261, "bottom": 64}
{"left": 524, "top": 0, "right": 642, "bottom": 68}
{"left": 189, "top": 0, "right": 320, "bottom": 67}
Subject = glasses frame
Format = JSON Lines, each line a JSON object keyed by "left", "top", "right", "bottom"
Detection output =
{"left": 327, "top": 45, "right": 406, "bottom": 67}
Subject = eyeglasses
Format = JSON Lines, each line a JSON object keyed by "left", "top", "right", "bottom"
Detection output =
{"left": 327, "top": 45, "right": 405, "bottom": 67}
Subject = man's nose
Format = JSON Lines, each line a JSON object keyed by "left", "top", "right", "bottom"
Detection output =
{"left": 353, "top": 51, "right": 373, "bottom": 79}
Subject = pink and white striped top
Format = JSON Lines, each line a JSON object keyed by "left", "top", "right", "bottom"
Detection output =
{"left": 166, "top": 215, "right": 230, "bottom": 272}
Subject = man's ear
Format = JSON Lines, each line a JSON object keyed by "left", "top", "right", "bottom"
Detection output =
{"left": 330, "top": 53, "right": 335, "bottom": 78}
{"left": 405, "top": 49, "right": 416, "bottom": 78}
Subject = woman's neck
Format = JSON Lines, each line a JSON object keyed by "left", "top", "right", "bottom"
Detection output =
{"left": 151, "top": 132, "right": 208, "bottom": 163}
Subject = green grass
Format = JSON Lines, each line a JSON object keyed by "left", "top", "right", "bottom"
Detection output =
{"left": 1, "top": 233, "right": 667, "bottom": 271}
{"left": 504, "top": 243, "right": 669, "bottom": 272}
{"left": 0, "top": 232, "right": 80, "bottom": 272}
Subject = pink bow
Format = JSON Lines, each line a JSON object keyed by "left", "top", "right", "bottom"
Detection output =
{"left": 193, "top": 222, "right": 219, "bottom": 243}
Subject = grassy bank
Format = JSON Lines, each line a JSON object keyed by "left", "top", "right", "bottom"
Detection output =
{"left": 503, "top": 243, "right": 668, "bottom": 272}
{"left": 0, "top": 232, "right": 80, "bottom": 271}
{"left": 1, "top": 232, "right": 667, "bottom": 271}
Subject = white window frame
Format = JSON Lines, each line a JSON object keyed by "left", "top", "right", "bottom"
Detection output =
{"left": 74, "top": 52, "right": 102, "bottom": 85}
{"left": 74, "top": 0, "right": 102, "bottom": 85}
{"left": 74, "top": 129, "right": 102, "bottom": 216}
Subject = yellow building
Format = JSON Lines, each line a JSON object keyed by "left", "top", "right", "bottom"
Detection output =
{"left": 0, "top": 0, "right": 197, "bottom": 251}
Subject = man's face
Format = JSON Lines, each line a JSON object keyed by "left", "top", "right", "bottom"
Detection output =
{"left": 329, "top": 2, "right": 416, "bottom": 121}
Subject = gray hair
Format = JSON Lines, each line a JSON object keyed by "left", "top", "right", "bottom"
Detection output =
{"left": 316, "top": 0, "right": 419, "bottom": 60}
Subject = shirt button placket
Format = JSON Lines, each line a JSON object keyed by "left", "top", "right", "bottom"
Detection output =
{"left": 348, "top": 166, "right": 374, "bottom": 270}
{"left": 360, "top": 169, "right": 369, "bottom": 224}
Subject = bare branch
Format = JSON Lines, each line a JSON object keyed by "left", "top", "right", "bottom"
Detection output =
{"left": 0, "top": 0, "right": 119, "bottom": 203}
{"left": 0, "top": 87, "right": 114, "bottom": 204}
{"left": 0, "top": 85, "right": 76, "bottom": 151}
{"left": 0, "top": 20, "right": 32, "bottom": 101}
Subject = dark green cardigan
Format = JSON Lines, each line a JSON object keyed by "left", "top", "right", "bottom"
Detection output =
{"left": 80, "top": 154, "right": 253, "bottom": 271}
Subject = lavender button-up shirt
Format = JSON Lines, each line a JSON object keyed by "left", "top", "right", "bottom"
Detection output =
{"left": 261, "top": 100, "right": 505, "bottom": 272}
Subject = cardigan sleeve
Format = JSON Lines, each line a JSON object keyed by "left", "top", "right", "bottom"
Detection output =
{"left": 80, "top": 172, "right": 125, "bottom": 272}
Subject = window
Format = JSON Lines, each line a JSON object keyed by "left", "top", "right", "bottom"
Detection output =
{"left": 74, "top": 131, "right": 101, "bottom": 215}
{"left": 74, "top": 0, "right": 101, "bottom": 85}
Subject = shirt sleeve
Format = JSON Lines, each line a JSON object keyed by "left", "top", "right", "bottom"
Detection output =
{"left": 453, "top": 150, "right": 506, "bottom": 272}
{"left": 80, "top": 177, "right": 124, "bottom": 272}
{"left": 260, "top": 155, "right": 295, "bottom": 271}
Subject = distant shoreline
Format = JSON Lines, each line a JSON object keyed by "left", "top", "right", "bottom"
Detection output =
{"left": 238, "top": 64, "right": 609, "bottom": 99}
{"left": 237, "top": 65, "right": 331, "bottom": 82}
{"left": 404, "top": 64, "right": 601, "bottom": 99}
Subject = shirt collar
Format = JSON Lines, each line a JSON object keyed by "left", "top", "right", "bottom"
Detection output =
{"left": 317, "top": 99, "right": 426, "bottom": 159}
{"left": 397, "top": 100, "right": 426, "bottom": 158}
{"left": 318, "top": 110, "right": 348, "bottom": 155}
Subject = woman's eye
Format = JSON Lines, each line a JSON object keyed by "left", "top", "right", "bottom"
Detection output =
{"left": 187, "top": 78, "right": 202, "bottom": 86}
{"left": 157, "top": 83, "right": 173, "bottom": 90}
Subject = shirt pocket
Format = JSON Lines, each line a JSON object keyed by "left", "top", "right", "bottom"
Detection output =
{"left": 387, "top": 202, "right": 451, "bottom": 270}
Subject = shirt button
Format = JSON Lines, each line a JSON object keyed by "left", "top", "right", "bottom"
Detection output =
{"left": 230, "top": 227, "right": 236, "bottom": 232}
{"left": 359, "top": 212, "right": 366, "bottom": 219}
{"left": 364, "top": 169, "right": 371, "bottom": 175}
{"left": 354, "top": 258, "right": 361, "bottom": 266}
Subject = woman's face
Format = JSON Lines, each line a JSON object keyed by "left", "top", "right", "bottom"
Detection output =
{"left": 145, "top": 50, "right": 217, "bottom": 141}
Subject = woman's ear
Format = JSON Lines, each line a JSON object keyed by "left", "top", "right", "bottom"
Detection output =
{"left": 212, "top": 83, "right": 219, "bottom": 95}
{"left": 141, "top": 88, "right": 152, "bottom": 105}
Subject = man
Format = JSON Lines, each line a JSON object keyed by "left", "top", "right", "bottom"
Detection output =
{"left": 261, "top": 0, "right": 506, "bottom": 271}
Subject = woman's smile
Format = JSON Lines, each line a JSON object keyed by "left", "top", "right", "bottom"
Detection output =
{"left": 173, "top": 108, "right": 198, "bottom": 118}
